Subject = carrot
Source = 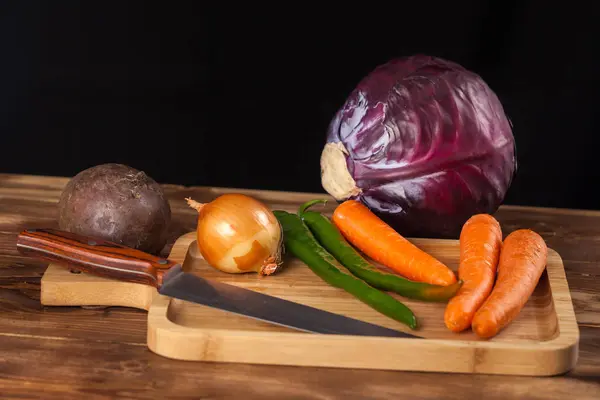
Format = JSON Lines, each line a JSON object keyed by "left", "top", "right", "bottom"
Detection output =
{"left": 444, "top": 214, "right": 502, "bottom": 332}
{"left": 331, "top": 200, "right": 457, "bottom": 286}
{"left": 471, "top": 229, "right": 548, "bottom": 339}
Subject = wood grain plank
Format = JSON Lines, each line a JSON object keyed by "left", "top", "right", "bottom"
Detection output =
{"left": 0, "top": 329, "right": 598, "bottom": 400}
{"left": 0, "top": 273, "right": 148, "bottom": 344}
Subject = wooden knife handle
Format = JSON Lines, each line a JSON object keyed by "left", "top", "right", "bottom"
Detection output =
{"left": 16, "top": 228, "right": 178, "bottom": 287}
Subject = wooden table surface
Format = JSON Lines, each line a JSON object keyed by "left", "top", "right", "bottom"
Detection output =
{"left": 0, "top": 173, "right": 598, "bottom": 399}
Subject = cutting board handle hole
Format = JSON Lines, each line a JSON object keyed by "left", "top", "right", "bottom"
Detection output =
{"left": 69, "top": 269, "right": 82, "bottom": 274}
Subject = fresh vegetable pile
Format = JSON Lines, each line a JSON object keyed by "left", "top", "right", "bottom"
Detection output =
{"left": 188, "top": 192, "right": 548, "bottom": 339}
{"left": 274, "top": 199, "right": 547, "bottom": 338}
{"left": 54, "top": 54, "right": 544, "bottom": 341}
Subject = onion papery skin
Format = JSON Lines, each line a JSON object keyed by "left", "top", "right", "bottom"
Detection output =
{"left": 187, "top": 194, "right": 284, "bottom": 275}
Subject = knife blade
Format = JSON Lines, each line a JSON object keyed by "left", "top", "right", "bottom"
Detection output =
{"left": 16, "top": 228, "right": 419, "bottom": 338}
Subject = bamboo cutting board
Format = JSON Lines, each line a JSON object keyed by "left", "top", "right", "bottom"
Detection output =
{"left": 39, "top": 231, "right": 579, "bottom": 376}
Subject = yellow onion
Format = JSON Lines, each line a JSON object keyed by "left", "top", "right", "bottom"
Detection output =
{"left": 185, "top": 194, "right": 284, "bottom": 275}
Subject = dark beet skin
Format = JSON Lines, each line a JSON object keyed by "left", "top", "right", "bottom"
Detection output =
{"left": 57, "top": 163, "right": 171, "bottom": 254}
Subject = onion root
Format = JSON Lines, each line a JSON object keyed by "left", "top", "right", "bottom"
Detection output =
{"left": 185, "top": 197, "right": 205, "bottom": 212}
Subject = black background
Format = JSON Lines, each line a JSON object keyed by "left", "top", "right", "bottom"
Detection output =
{"left": 1, "top": 1, "right": 598, "bottom": 210}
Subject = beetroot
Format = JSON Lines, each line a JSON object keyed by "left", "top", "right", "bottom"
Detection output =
{"left": 57, "top": 163, "right": 171, "bottom": 254}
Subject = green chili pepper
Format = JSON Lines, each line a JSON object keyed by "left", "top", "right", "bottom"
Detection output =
{"left": 273, "top": 210, "right": 417, "bottom": 330}
{"left": 297, "top": 199, "right": 463, "bottom": 302}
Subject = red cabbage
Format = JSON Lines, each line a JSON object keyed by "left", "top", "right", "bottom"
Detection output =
{"left": 321, "top": 54, "right": 516, "bottom": 239}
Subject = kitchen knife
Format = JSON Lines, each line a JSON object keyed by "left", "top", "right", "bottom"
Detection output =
{"left": 16, "top": 228, "right": 419, "bottom": 338}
